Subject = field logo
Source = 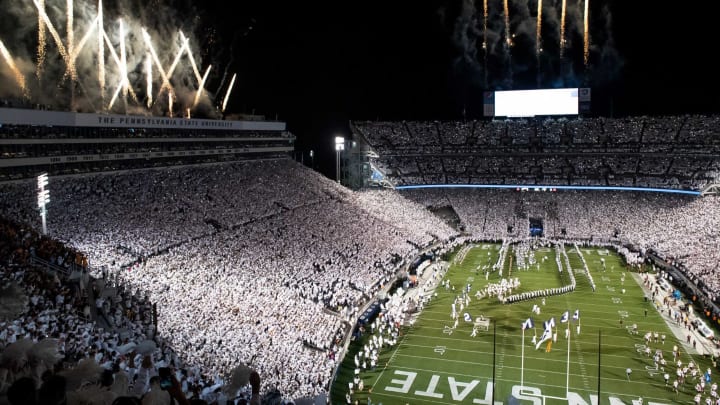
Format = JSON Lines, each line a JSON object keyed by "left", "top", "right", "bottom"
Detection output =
{"left": 383, "top": 370, "right": 672, "bottom": 404}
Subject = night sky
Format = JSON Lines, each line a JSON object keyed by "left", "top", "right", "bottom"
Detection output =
{"left": 192, "top": 0, "right": 718, "bottom": 178}
{"left": 2, "top": 0, "right": 718, "bottom": 179}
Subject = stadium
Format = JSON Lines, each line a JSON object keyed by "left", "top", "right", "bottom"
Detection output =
{"left": 1, "top": 1, "right": 719, "bottom": 405}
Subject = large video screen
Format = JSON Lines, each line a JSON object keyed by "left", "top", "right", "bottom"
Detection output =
{"left": 494, "top": 88, "right": 579, "bottom": 117}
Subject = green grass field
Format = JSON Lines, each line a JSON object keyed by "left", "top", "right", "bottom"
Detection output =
{"left": 331, "top": 242, "right": 717, "bottom": 405}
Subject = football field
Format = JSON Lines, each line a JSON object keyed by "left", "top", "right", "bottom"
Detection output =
{"left": 332, "top": 242, "right": 716, "bottom": 405}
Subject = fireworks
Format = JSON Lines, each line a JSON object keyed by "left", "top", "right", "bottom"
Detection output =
{"left": 98, "top": 0, "right": 105, "bottom": 103}
{"left": 3, "top": 0, "right": 597, "bottom": 113}
{"left": 483, "top": 0, "right": 488, "bottom": 51}
{"left": 504, "top": 0, "right": 511, "bottom": 47}
{"left": 146, "top": 53, "right": 153, "bottom": 108}
{"left": 1, "top": 0, "right": 224, "bottom": 115}
{"left": 536, "top": 0, "right": 542, "bottom": 56}
{"left": 483, "top": 0, "right": 488, "bottom": 88}
{"left": 180, "top": 31, "right": 203, "bottom": 83}
{"left": 108, "top": 20, "right": 139, "bottom": 110}
{"left": 70, "top": 17, "right": 99, "bottom": 67}
{"left": 163, "top": 34, "right": 190, "bottom": 93}
{"left": 193, "top": 65, "right": 212, "bottom": 108}
{"left": 67, "top": 0, "right": 74, "bottom": 80}
{"left": 584, "top": 0, "right": 590, "bottom": 67}
{"left": 222, "top": 73, "right": 236, "bottom": 113}
{"left": 560, "top": 0, "right": 567, "bottom": 58}
{"left": 168, "top": 91, "right": 174, "bottom": 117}
{"left": 107, "top": 20, "right": 127, "bottom": 110}
{"left": 37, "top": 0, "right": 46, "bottom": 79}
{"left": 0, "top": 40, "right": 27, "bottom": 96}
{"left": 119, "top": 19, "right": 127, "bottom": 101}
{"left": 142, "top": 28, "right": 173, "bottom": 104}
{"left": 33, "top": 0, "right": 70, "bottom": 63}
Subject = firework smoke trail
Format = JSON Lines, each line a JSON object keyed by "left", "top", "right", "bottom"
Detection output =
{"left": 107, "top": 20, "right": 139, "bottom": 109}
{"left": 150, "top": 33, "right": 190, "bottom": 99}
{"left": 165, "top": 36, "right": 190, "bottom": 81}
{"left": 142, "top": 29, "right": 173, "bottom": 100}
{"left": 98, "top": 0, "right": 105, "bottom": 104}
{"left": 59, "top": 13, "right": 99, "bottom": 84}
{"left": 222, "top": 73, "right": 236, "bottom": 112}
{"left": 504, "top": 0, "right": 514, "bottom": 88}
{"left": 119, "top": 19, "right": 127, "bottom": 102}
{"left": 37, "top": 0, "right": 46, "bottom": 79}
{"left": 536, "top": 0, "right": 542, "bottom": 56}
{"left": 483, "top": 0, "right": 488, "bottom": 50}
{"left": 104, "top": 30, "right": 126, "bottom": 110}
{"left": 107, "top": 76, "right": 123, "bottom": 110}
{"left": 583, "top": 0, "right": 590, "bottom": 66}
{"left": 536, "top": 0, "right": 542, "bottom": 86}
{"left": 146, "top": 53, "right": 152, "bottom": 108}
{"left": 560, "top": 0, "right": 567, "bottom": 58}
{"left": 69, "top": 18, "right": 98, "bottom": 62}
{"left": 192, "top": 65, "right": 212, "bottom": 108}
{"left": 483, "top": 0, "right": 488, "bottom": 87}
{"left": 503, "top": 0, "right": 511, "bottom": 48}
{"left": 180, "top": 31, "right": 202, "bottom": 82}
{"left": 33, "top": 0, "right": 70, "bottom": 65}
{"left": 0, "top": 40, "right": 28, "bottom": 95}
{"left": 168, "top": 91, "right": 173, "bottom": 117}
{"left": 66, "top": 0, "right": 76, "bottom": 81}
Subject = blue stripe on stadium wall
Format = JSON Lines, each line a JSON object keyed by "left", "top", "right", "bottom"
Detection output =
{"left": 394, "top": 184, "right": 701, "bottom": 196}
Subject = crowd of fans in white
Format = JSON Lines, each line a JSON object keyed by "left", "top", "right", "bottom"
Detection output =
{"left": 0, "top": 159, "right": 456, "bottom": 402}
{"left": 0, "top": 154, "right": 719, "bottom": 403}
{"left": 355, "top": 115, "right": 720, "bottom": 153}
{"left": 401, "top": 188, "right": 720, "bottom": 300}
{"left": 354, "top": 116, "right": 720, "bottom": 189}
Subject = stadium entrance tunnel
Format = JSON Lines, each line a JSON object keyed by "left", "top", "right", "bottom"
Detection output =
{"left": 529, "top": 218, "right": 544, "bottom": 237}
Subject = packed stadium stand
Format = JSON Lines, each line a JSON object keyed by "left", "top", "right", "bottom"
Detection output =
{"left": 1, "top": 110, "right": 720, "bottom": 404}
{"left": 353, "top": 116, "right": 720, "bottom": 189}
{"left": 0, "top": 108, "right": 294, "bottom": 181}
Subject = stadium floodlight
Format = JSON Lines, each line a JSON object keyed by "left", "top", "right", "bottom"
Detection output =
{"left": 37, "top": 173, "right": 50, "bottom": 235}
{"left": 334, "top": 137, "right": 345, "bottom": 183}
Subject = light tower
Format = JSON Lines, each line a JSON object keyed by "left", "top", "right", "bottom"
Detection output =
{"left": 335, "top": 136, "right": 345, "bottom": 184}
{"left": 37, "top": 173, "right": 50, "bottom": 235}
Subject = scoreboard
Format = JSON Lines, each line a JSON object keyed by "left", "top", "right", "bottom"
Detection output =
{"left": 483, "top": 88, "right": 591, "bottom": 117}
